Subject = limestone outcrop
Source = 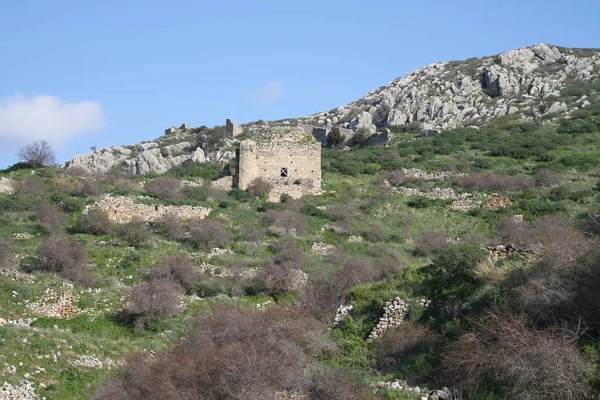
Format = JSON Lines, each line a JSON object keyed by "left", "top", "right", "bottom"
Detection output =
{"left": 296, "top": 44, "right": 599, "bottom": 137}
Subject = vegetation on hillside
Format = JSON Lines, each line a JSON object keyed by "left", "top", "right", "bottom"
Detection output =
{"left": 0, "top": 101, "right": 599, "bottom": 399}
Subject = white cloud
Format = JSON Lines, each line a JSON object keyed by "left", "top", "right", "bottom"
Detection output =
{"left": 0, "top": 94, "right": 106, "bottom": 144}
{"left": 254, "top": 81, "right": 284, "bottom": 105}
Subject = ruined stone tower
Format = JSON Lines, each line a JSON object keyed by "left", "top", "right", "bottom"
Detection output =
{"left": 237, "top": 127, "right": 321, "bottom": 201}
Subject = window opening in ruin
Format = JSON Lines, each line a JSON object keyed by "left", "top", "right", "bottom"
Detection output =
{"left": 280, "top": 167, "right": 288, "bottom": 177}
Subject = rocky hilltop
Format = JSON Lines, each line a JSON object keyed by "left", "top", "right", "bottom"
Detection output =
{"left": 64, "top": 43, "right": 600, "bottom": 175}
{"left": 298, "top": 43, "right": 599, "bottom": 134}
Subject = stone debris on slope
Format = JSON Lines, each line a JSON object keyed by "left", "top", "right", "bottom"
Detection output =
{"left": 87, "top": 195, "right": 211, "bottom": 223}
{"left": 26, "top": 288, "right": 81, "bottom": 318}
{"left": 0, "top": 177, "right": 14, "bottom": 194}
{"left": 396, "top": 168, "right": 466, "bottom": 181}
{"left": 310, "top": 242, "right": 336, "bottom": 255}
{"left": 0, "top": 380, "right": 40, "bottom": 400}
{"left": 68, "top": 355, "right": 123, "bottom": 369}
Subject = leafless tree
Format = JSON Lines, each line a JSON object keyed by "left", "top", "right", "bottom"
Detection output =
{"left": 33, "top": 236, "right": 93, "bottom": 286}
{"left": 146, "top": 177, "right": 182, "bottom": 202}
{"left": 36, "top": 201, "right": 68, "bottom": 234}
{"left": 442, "top": 313, "right": 592, "bottom": 399}
{"left": 17, "top": 140, "right": 56, "bottom": 167}
{"left": 125, "top": 279, "right": 183, "bottom": 328}
{"left": 148, "top": 256, "right": 204, "bottom": 291}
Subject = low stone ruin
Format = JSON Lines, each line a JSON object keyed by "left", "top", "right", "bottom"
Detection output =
{"left": 393, "top": 187, "right": 470, "bottom": 200}
{"left": 0, "top": 177, "right": 14, "bottom": 194}
{"left": 367, "top": 298, "right": 432, "bottom": 342}
{"left": 483, "top": 193, "right": 511, "bottom": 210}
{"left": 26, "top": 289, "right": 81, "bottom": 318}
{"left": 487, "top": 244, "right": 534, "bottom": 261}
{"left": 87, "top": 195, "right": 211, "bottom": 223}
{"left": 396, "top": 168, "right": 466, "bottom": 181}
{"left": 310, "top": 242, "right": 336, "bottom": 255}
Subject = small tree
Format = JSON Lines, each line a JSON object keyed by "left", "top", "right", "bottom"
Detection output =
{"left": 148, "top": 256, "right": 204, "bottom": 291}
{"left": 17, "top": 140, "right": 56, "bottom": 167}
{"left": 125, "top": 279, "right": 183, "bottom": 328}
{"left": 34, "top": 236, "right": 93, "bottom": 287}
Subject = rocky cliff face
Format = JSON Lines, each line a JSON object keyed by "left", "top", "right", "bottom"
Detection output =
{"left": 296, "top": 43, "right": 599, "bottom": 135}
{"left": 64, "top": 44, "right": 599, "bottom": 175}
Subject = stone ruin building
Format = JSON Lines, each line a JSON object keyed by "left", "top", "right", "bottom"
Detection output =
{"left": 236, "top": 127, "right": 322, "bottom": 201}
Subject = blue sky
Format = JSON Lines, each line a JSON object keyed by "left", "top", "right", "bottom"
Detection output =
{"left": 0, "top": 0, "right": 599, "bottom": 168}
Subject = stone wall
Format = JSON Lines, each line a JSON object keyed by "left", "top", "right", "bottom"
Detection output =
{"left": 88, "top": 195, "right": 211, "bottom": 223}
{"left": 237, "top": 131, "right": 322, "bottom": 201}
{"left": 367, "top": 298, "right": 432, "bottom": 342}
{"left": 0, "top": 177, "right": 14, "bottom": 194}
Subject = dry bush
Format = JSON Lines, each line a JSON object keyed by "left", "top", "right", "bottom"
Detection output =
{"left": 533, "top": 170, "right": 562, "bottom": 187}
{"left": 328, "top": 203, "right": 358, "bottom": 232}
{"left": 148, "top": 256, "right": 204, "bottom": 291}
{"left": 255, "top": 239, "right": 307, "bottom": 298}
{"left": 495, "top": 216, "right": 531, "bottom": 246}
{"left": 457, "top": 172, "right": 534, "bottom": 192}
{"left": 153, "top": 213, "right": 186, "bottom": 240}
{"left": 308, "top": 370, "right": 366, "bottom": 400}
{"left": 36, "top": 202, "right": 68, "bottom": 234}
{"left": 263, "top": 209, "right": 307, "bottom": 236}
{"left": 509, "top": 227, "right": 600, "bottom": 327}
{"left": 125, "top": 279, "right": 183, "bottom": 328}
{"left": 0, "top": 240, "right": 15, "bottom": 270}
{"left": 146, "top": 177, "right": 182, "bottom": 202}
{"left": 96, "top": 307, "right": 356, "bottom": 400}
{"left": 73, "top": 209, "right": 113, "bottom": 235}
{"left": 386, "top": 169, "right": 419, "bottom": 187}
{"left": 302, "top": 254, "right": 385, "bottom": 323}
{"left": 77, "top": 179, "right": 104, "bottom": 197}
{"left": 186, "top": 219, "right": 230, "bottom": 249}
{"left": 246, "top": 178, "right": 272, "bottom": 198}
{"left": 415, "top": 231, "right": 448, "bottom": 255}
{"left": 115, "top": 221, "right": 152, "bottom": 247}
{"left": 474, "top": 257, "right": 522, "bottom": 284}
{"left": 34, "top": 236, "right": 93, "bottom": 287}
{"left": 13, "top": 177, "right": 45, "bottom": 196}
{"left": 17, "top": 140, "right": 56, "bottom": 167}
{"left": 374, "top": 324, "right": 437, "bottom": 371}
{"left": 442, "top": 314, "right": 592, "bottom": 399}
{"left": 364, "top": 223, "right": 389, "bottom": 242}
{"left": 112, "top": 178, "right": 142, "bottom": 194}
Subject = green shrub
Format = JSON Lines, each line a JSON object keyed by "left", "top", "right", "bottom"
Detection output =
{"left": 168, "top": 162, "right": 223, "bottom": 180}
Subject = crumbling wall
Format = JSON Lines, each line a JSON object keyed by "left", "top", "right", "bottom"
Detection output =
{"left": 88, "top": 195, "right": 211, "bottom": 223}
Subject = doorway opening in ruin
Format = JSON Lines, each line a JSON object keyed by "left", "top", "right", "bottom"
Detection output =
{"left": 280, "top": 167, "right": 288, "bottom": 177}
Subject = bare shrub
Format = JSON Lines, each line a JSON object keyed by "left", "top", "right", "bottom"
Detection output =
{"left": 328, "top": 203, "right": 358, "bottom": 232}
{"left": 364, "top": 223, "right": 389, "bottom": 242}
{"left": 34, "top": 236, "right": 93, "bottom": 286}
{"left": 263, "top": 209, "right": 307, "bottom": 236}
{"left": 17, "top": 140, "right": 56, "bottom": 167}
{"left": 73, "top": 209, "right": 113, "bottom": 235}
{"left": 457, "top": 172, "right": 534, "bottom": 192}
{"left": 115, "top": 221, "right": 152, "bottom": 247}
{"left": 153, "top": 214, "right": 186, "bottom": 240}
{"left": 96, "top": 307, "right": 346, "bottom": 399}
{"left": 308, "top": 370, "right": 366, "bottom": 400}
{"left": 387, "top": 169, "right": 419, "bottom": 187}
{"left": 186, "top": 219, "right": 230, "bottom": 249}
{"left": 246, "top": 178, "right": 272, "bottom": 198}
{"left": 125, "top": 279, "right": 183, "bottom": 328}
{"left": 442, "top": 313, "right": 592, "bottom": 399}
{"left": 112, "top": 178, "right": 142, "bottom": 194}
{"left": 36, "top": 202, "right": 68, "bottom": 234}
{"left": 77, "top": 179, "right": 104, "bottom": 197}
{"left": 374, "top": 324, "right": 437, "bottom": 371}
{"left": 415, "top": 231, "right": 448, "bottom": 255}
{"left": 495, "top": 216, "right": 531, "bottom": 246}
{"left": 534, "top": 169, "right": 562, "bottom": 187}
{"left": 509, "top": 227, "right": 600, "bottom": 327}
{"left": 146, "top": 177, "right": 182, "bottom": 202}
{"left": 148, "top": 256, "right": 204, "bottom": 291}
{"left": 0, "top": 240, "right": 16, "bottom": 269}
{"left": 255, "top": 239, "right": 307, "bottom": 299}
{"left": 13, "top": 177, "right": 45, "bottom": 196}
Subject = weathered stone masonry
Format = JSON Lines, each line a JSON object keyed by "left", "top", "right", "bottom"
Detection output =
{"left": 237, "top": 129, "right": 322, "bottom": 201}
